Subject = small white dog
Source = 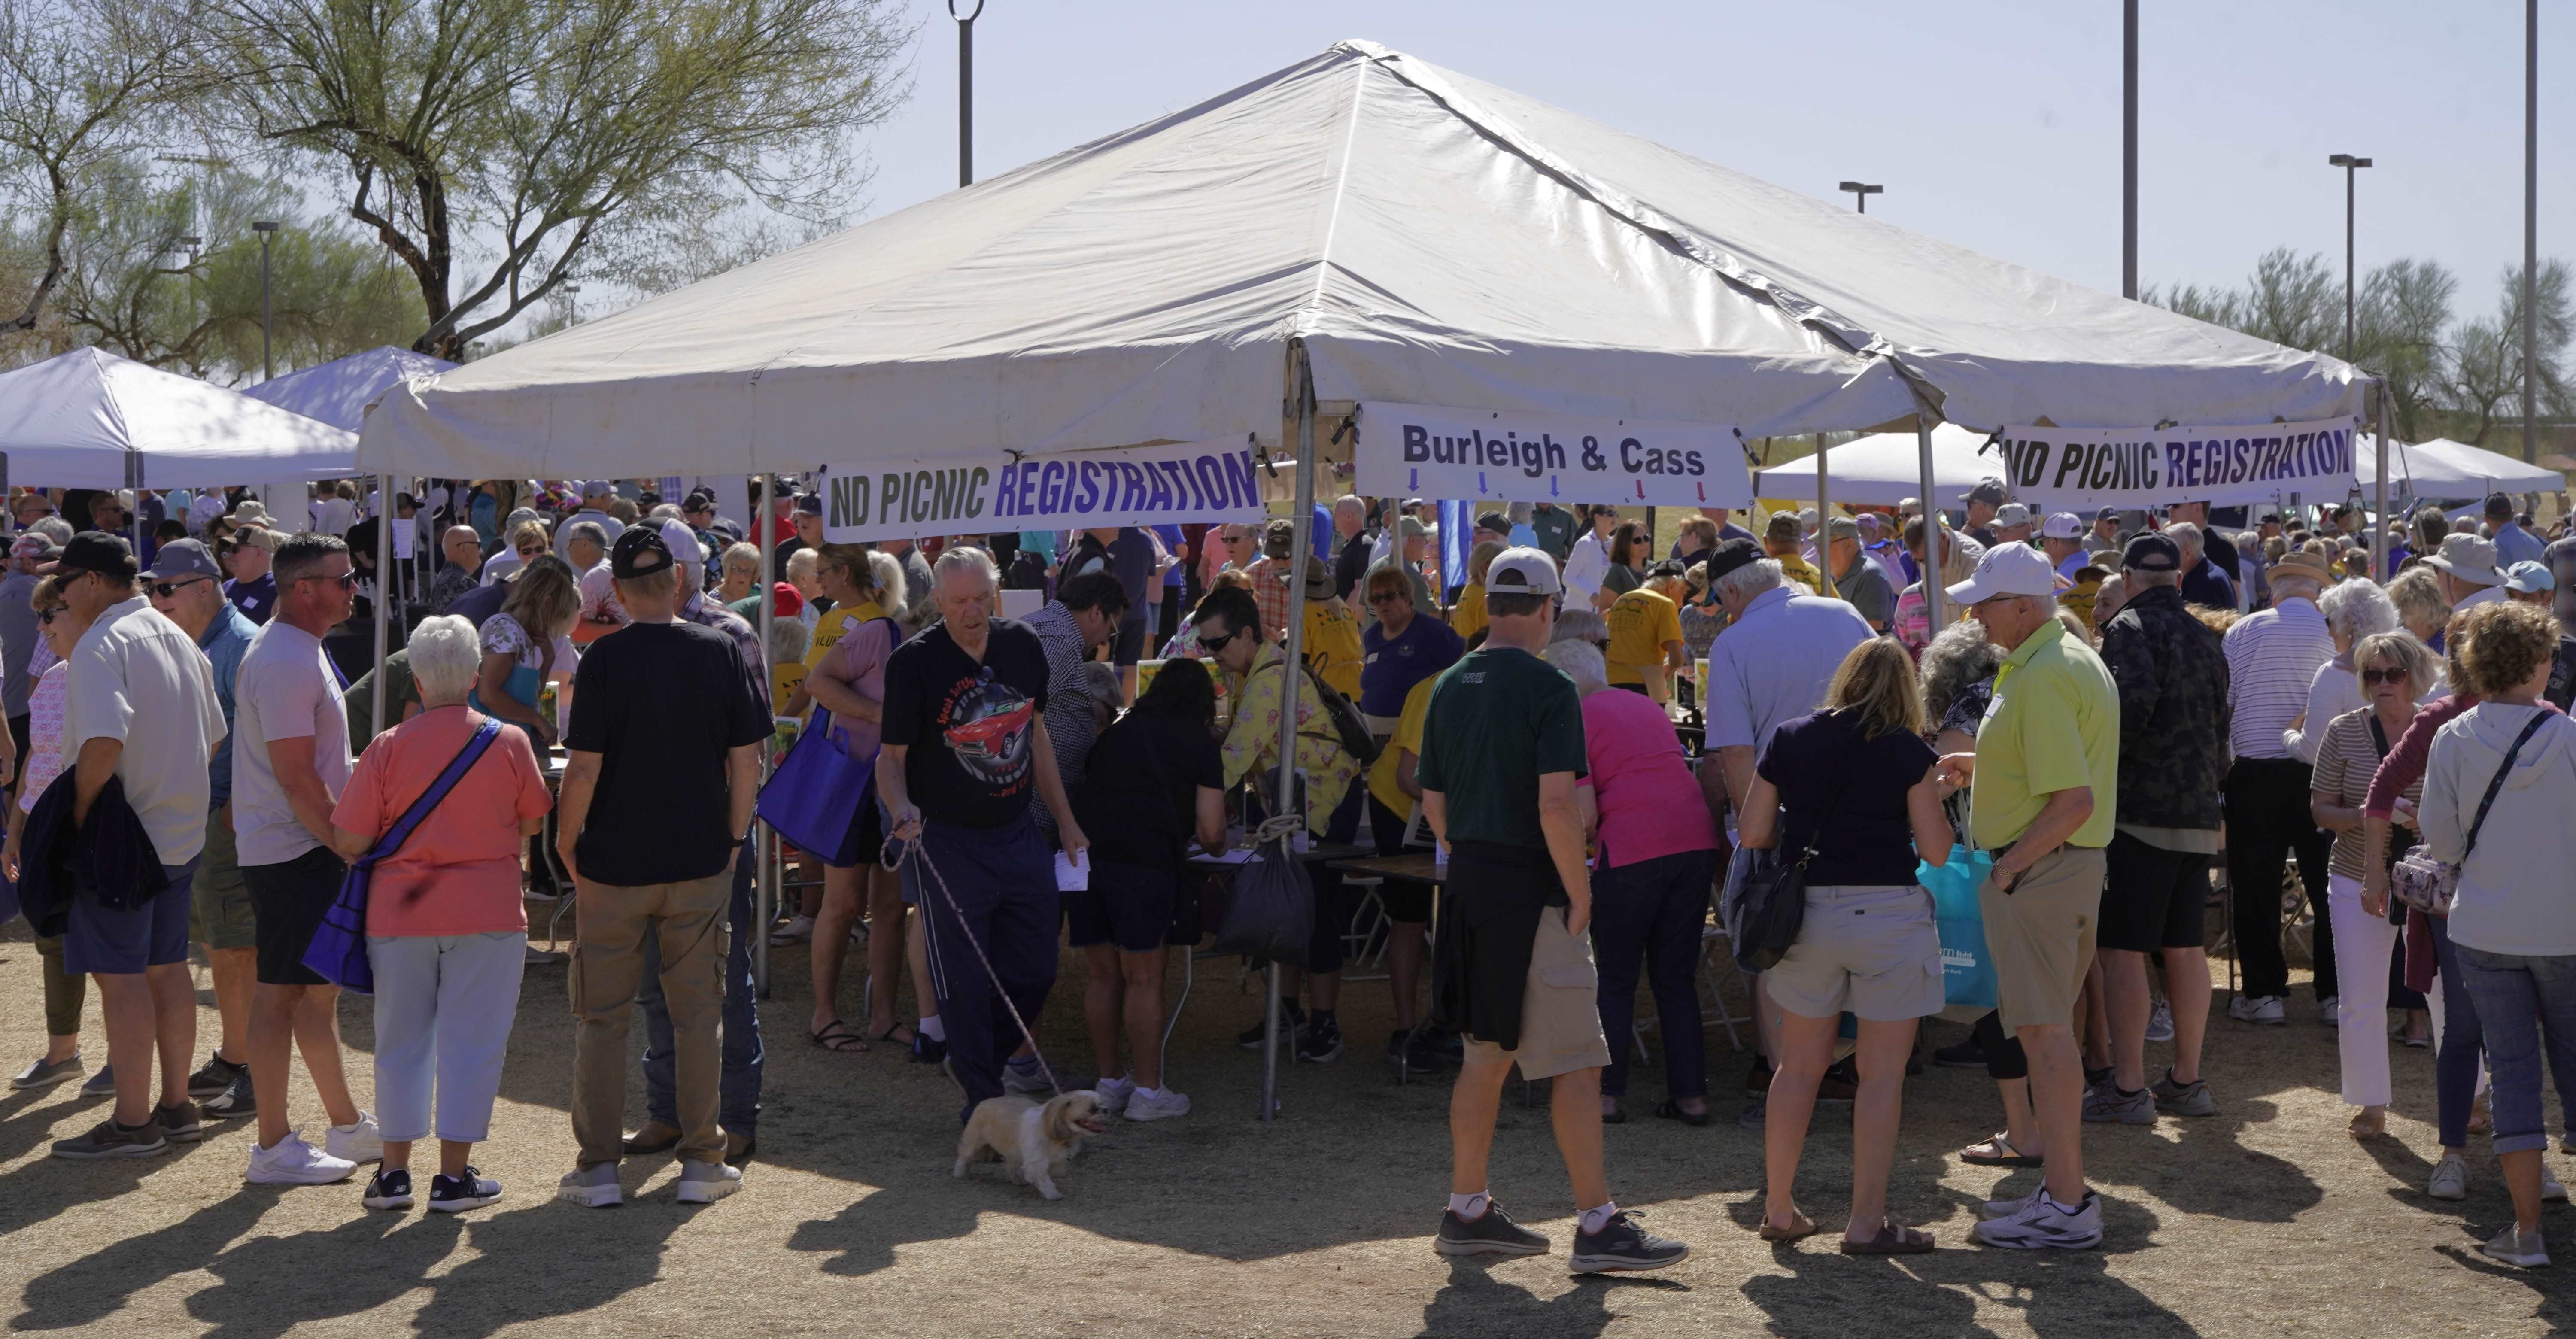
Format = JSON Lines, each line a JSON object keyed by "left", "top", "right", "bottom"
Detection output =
{"left": 953, "top": 1090, "right": 1109, "bottom": 1200}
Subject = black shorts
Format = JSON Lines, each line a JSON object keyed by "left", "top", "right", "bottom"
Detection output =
{"left": 1065, "top": 859, "right": 1174, "bottom": 953}
{"left": 2096, "top": 829, "right": 2211, "bottom": 953}
{"left": 828, "top": 799, "right": 884, "bottom": 871}
{"left": 1367, "top": 792, "right": 1434, "bottom": 922}
{"left": 243, "top": 846, "right": 351, "bottom": 986}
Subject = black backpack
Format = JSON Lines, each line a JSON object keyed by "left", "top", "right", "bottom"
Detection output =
{"left": 1258, "top": 657, "right": 1380, "bottom": 768}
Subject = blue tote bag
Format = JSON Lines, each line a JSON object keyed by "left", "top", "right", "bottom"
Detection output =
{"left": 755, "top": 706, "right": 880, "bottom": 867}
{"left": 1917, "top": 844, "right": 1998, "bottom": 1011}
{"left": 303, "top": 720, "right": 505, "bottom": 995}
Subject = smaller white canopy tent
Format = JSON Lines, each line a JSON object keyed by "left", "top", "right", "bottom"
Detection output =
{"left": 243, "top": 346, "right": 456, "bottom": 434}
{"left": 2356, "top": 434, "right": 2563, "bottom": 500}
{"left": 1751, "top": 425, "right": 2002, "bottom": 507}
{"left": 0, "top": 348, "right": 358, "bottom": 489}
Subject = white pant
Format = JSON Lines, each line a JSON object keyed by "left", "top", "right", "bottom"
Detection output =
{"left": 369, "top": 932, "right": 527, "bottom": 1144}
{"left": 2327, "top": 874, "right": 2400, "bottom": 1107}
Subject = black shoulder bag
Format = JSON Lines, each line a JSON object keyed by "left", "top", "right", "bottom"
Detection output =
{"left": 1723, "top": 717, "right": 1859, "bottom": 972}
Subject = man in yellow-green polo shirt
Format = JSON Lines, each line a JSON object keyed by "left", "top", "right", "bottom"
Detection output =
{"left": 1934, "top": 541, "right": 2119, "bottom": 1252}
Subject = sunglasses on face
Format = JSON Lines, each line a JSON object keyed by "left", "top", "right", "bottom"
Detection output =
{"left": 1368, "top": 592, "right": 1408, "bottom": 606}
{"left": 37, "top": 607, "right": 61, "bottom": 626}
{"left": 300, "top": 571, "right": 359, "bottom": 589}
{"left": 2360, "top": 667, "right": 2410, "bottom": 687}
{"left": 1197, "top": 624, "right": 1244, "bottom": 653}
{"left": 148, "top": 577, "right": 208, "bottom": 599}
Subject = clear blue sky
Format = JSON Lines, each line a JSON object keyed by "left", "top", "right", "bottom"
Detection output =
{"left": 850, "top": 0, "right": 2567, "bottom": 318}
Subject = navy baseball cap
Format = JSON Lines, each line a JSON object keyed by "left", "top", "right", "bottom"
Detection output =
{"left": 2121, "top": 532, "right": 2181, "bottom": 573}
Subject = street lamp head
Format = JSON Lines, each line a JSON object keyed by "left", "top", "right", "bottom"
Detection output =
{"left": 251, "top": 220, "right": 279, "bottom": 233}
{"left": 178, "top": 235, "right": 201, "bottom": 249}
{"left": 2328, "top": 154, "right": 2373, "bottom": 169}
{"left": 1838, "top": 181, "right": 1883, "bottom": 194}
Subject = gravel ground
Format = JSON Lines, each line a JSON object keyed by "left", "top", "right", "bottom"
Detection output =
{"left": 3, "top": 915, "right": 2575, "bottom": 1337}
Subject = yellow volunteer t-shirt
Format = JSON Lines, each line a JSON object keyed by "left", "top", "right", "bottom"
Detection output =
{"left": 1366, "top": 677, "right": 1437, "bottom": 817}
{"left": 772, "top": 661, "right": 809, "bottom": 715}
{"left": 1603, "top": 588, "right": 1682, "bottom": 687}
{"left": 1303, "top": 598, "right": 1365, "bottom": 700}
{"left": 806, "top": 599, "right": 884, "bottom": 670}
{"left": 1449, "top": 582, "right": 1488, "bottom": 644}
{"left": 1775, "top": 552, "right": 1824, "bottom": 591}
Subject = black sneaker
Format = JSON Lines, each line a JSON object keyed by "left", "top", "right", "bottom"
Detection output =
{"left": 51, "top": 1116, "right": 166, "bottom": 1160}
{"left": 1236, "top": 1004, "right": 1307, "bottom": 1050}
{"left": 363, "top": 1168, "right": 415, "bottom": 1211}
{"left": 1296, "top": 1014, "right": 1344, "bottom": 1063}
{"left": 1385, "top": 1029, "right": 1442, "bottom": 1075}
{"left": 909, "top": 1032, "right": 948, "bottom": 1066}
{"left": 186, "top": 1052, "right": 244, "bottom": 1100}
{"left": 154, "top": 1100, "right": 204, "bottom": 1144}
{"left": 1932, "top": 1039, "right": 1989, "bottom": 1069}
{"left": 1434, "top": 1201, "right": 1549, "bottom": 1257}
{"left": 200, "top": 1067, "right": 256, "bottom": 1118}
{"left": 429, "top": 1166, "right": 505, "bottom": 1212}
{"left": 1570, "top": 1209, "right": 1691, "bottom": 1274}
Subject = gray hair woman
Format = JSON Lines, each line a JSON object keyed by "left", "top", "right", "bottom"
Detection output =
{"left": 327, "top": 615, "right": 553, "bottom": 1214}
{"left": 2388, "top": 566, "right": 2451, "bottom": 645}
{"left": 2288, "top": 579, "right": 2406, "bottom": 762}
{"left": 1918, "top": 619, "right": 2003, "bottom": 756}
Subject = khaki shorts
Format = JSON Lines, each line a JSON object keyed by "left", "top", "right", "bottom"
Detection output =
{"left": 1463, "top": 906, "right": 1613, "bottom": 1081}
{"left": 1980, "top": 845, "right": 2106, "bottom": 1032}
{"left": 1762, "top": 884, "right": 1945, "bottom": 1022}
{"left": 189, "top": 810, "right": 257, "bottom": 951}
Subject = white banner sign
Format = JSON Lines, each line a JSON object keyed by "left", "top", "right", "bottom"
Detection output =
{"left": 818, "top": 438, "right": 1264, "bottom": 543}
{"left": 1355, "top": 401, "right": 1751, "bottom": 509}
{"left": 1993, "top": 418, "right": 2360, "bottom": 509}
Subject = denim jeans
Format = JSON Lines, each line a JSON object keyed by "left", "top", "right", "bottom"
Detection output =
{"left": 2454, "top": 944, "right": 2576, "bottom": 1155}
{"left": 639, "top": 839, "right": 762, "bottom": 1136}
{"left": 1591, "top": 849, "right": 1719, "bottom": 1099}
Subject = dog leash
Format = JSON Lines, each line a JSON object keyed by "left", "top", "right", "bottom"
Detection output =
{"left": 881, "top": 828, "right": 1064, "bottom": 1098}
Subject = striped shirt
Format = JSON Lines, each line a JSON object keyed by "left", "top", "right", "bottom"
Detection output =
{"left": 2222, "top": 597, "right": 2331, "bottom": 761}
{"left": 2312, "top": 707, "right": 2418, "bottom": 881}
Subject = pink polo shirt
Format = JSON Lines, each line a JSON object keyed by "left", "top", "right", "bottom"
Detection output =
{"left": 1580, "top": 689, "right": 1719, "bottom": 869}
{"left": 333, "top": 705, "right": 553, "bottom": 937}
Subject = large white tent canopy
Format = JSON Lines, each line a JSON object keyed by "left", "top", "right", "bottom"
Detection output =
{"left": 1752, "top": 425, "right": 2004, "bottom": 507}
{"left": 0, "top": 347, "right": 359, "bottom": 489}
{"left": 243, "top": 346, "right": 456, "bottom": 434}
{"left": 2356, "top": 434, "right": 2563, "bottom": 500}
{"left": 360, "top": 39, "right": 2362, "bottom": 481}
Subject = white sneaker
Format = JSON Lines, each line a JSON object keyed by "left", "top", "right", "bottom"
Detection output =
{"left": 2544, "top": 1166, "right": 2569, "bottom": 1204}
{"left": 2427, "top": 1152, "right": 2469, "bottom": 1201}
{"left": 1093, "top": 1075, "right": 1135, "bottom": 1114}
{"left": 1125, "top": 1086, "right": 1192, "bottom": 1122}
{"left": 767, "top": 915, "right": 815, "bottom": 945}
{"left": 247, "top": 1131, "right": 359, "bottom": 1186}
{"left": 2319, "top": 996, "right": 2341, "bottom": 1027}
{"left": 2145, "top": 999, "right": 2175, "bottom": 1044}
{"left": 2484, "top": 1224, "right": 2552, "bottom": 1269}
{"left": 324, "top": 1111, "right": 384, "bottom": 1165}
{"left": 675, "top": 1159, "right": 741, "bottom": 1204}
{"left": 557, "top": 1164, "right": 623, "bottom": 1208}
{"left": 2228, "top": 995, "right": 2286, "bottom": 1026}
{"left": 1971, "top": 1189, "right": 2104, "bottom": 1250}
{"left": 1979, "top": 1186, "right": 2044, "bottom": 1221}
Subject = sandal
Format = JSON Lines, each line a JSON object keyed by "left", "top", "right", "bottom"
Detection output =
{"left": 809, "top": 1020, "right": 869, "bottom": 1053}
{"left": 1757, "top": 1213, "right": 1817, "bottom": 1242}
{"left": 866, "top": 1021, "right": 918, "bottom": 1047}
{"left": 1840, "top": 1221, "right": 1935, "bottom": 1255}
{"left": 1960, "top": 1132, "right": 2043, "bottom": 1167}
{"left": 1655, "top": 1099, "right": 1711, "bottom": 1128}
{"left": 2348, "top": 1109, "right": 2388, "bottom": 1140}
{"left": 1601, "top": 1104, "right": 1627, "bottom": 1125}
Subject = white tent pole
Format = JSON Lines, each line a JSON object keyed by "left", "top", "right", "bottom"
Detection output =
{"left": 1262, "top": 342, "right": 1318, "bottom": 1123}
{"left": 1816, "top": 434, "right": 1831, "bottom": 559}
{"left": 755, "top": 473, "right": 775, "bottom": 994}
{"left": 2374, "top": 384, "right": 2390, "bottom": 581}
{"left": 1918, "top": 420, "right": 1944, "bottom": 638}
{"left": 372, "top": 472, "right": 392, "bottom": 732}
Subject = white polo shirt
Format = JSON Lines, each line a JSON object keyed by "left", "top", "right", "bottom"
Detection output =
{"left": 231, "top": 618, "right": 355, "bottom": 867}
{"left": 65, "top": 598, "right": 225, "bottom": 865}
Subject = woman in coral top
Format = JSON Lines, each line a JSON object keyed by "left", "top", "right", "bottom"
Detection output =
{"left": 328, "top": 615, "right": 553, "bottom": 1214}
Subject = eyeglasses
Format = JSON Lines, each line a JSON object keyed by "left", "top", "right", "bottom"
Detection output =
{"left": 148, "top": 577, "right": 209, "bottom": 598}
{"left": 2360, "top": 667, "right": 2411, "bottom": 687}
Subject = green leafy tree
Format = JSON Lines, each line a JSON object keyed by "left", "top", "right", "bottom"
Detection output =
{"left": 197, "top": 0, "right": 911, "bottom": 359}
{"left": 2443, "top": 261, "right": 2574, "bottom": 450}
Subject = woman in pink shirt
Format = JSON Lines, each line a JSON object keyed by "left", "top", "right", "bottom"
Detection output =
{"left": 328, "top": 615, "right": 552, "bottom": 1214}
{"left": 1543, "top": 640, "right": 1721, "bottom": 1126}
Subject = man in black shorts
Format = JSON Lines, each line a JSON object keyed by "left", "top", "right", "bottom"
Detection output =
{"left": 1418, "top": 547, "right": 1687, "bottom": 1274}
{"left": 2091, "top": 532, "right": 2230, "bottom": 1123}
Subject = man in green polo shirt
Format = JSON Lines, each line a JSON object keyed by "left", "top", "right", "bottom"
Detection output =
{"left": 1935, "top": 541, "right": 2119, "bottom": 1252}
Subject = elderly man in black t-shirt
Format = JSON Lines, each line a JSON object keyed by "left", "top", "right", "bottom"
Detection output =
{"left": 879, "top": 546, "right": 1090, "bottom": 1120}
{"left": 554, "top": 527, "right": 769, "bottom": 1209}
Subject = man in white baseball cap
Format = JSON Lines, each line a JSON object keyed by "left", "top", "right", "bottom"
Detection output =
{"left": 2040, "top": 513, "right": 2090, "bottom": 581}
{"left": 1991, "top": 503, "right": 2035, "bottom": 547}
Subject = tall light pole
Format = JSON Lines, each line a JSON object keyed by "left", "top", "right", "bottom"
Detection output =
{"left": 2327, "top": 155, "right": 2372, "bottom": 362}
{"left": 1838, "top": 181, "right": 1882, "bottom": 213}
{"left": 2123, "top": 0, "right": 2137, "bottom": 299}
{"left": 252, "top": 220, "right": 279, "bottom": 381}
{"left": 2526, "top": 0, "right": 2540, "bottom": 463}
{"left": 952, "top": 0, "right": 983, "bottom": 188}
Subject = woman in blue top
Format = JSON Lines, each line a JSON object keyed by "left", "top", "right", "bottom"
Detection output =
{"left": 1357, "top": 565, "right": 1462, "bottom": 729}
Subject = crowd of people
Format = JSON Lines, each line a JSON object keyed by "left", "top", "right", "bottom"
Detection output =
{"left": 15, "top": 474, "right": 2576, "bottom": 1272}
